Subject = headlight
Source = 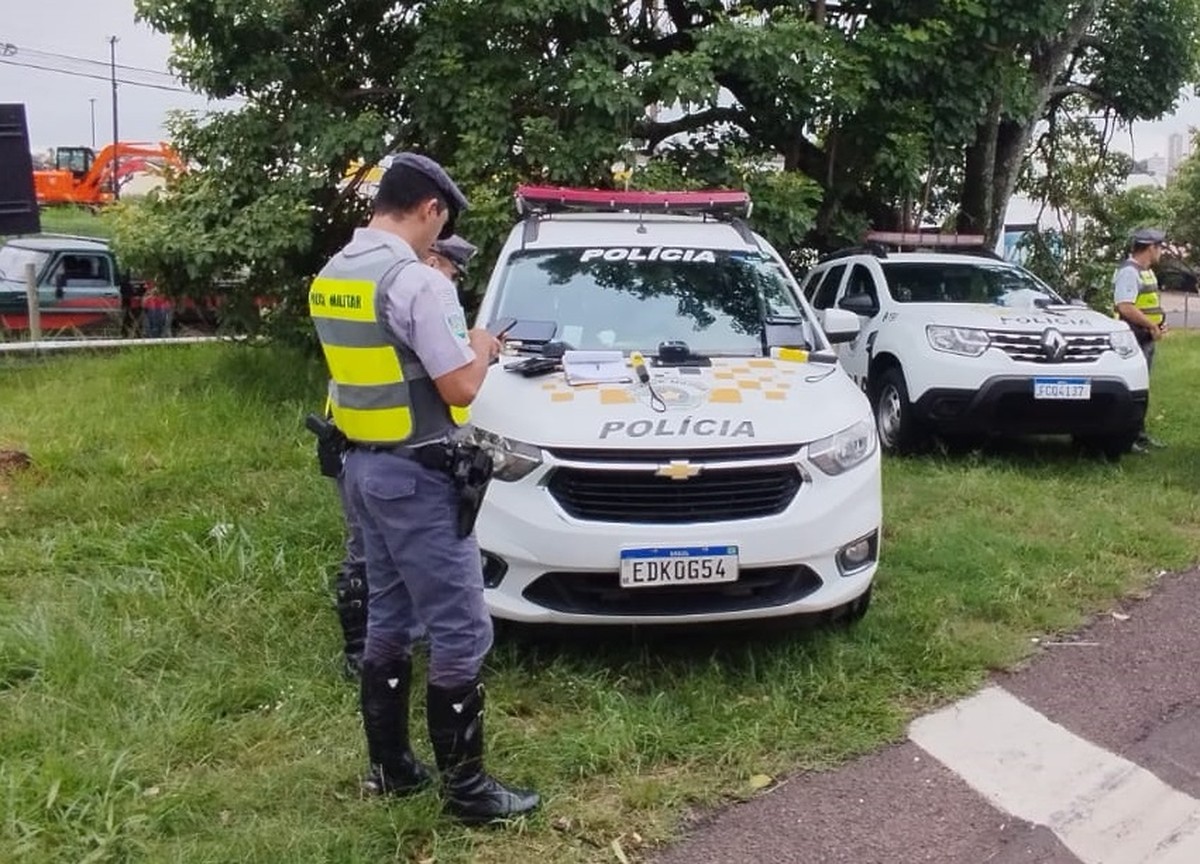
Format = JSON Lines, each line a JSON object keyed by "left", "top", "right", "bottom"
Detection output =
{"left": 471, "top": 428, "right": 543, "bottom": 482}
{"left": 1109, "top": 329, "right": 1139, "bottom": 359}
{"left": 809, "top": 420, "right": 877, "bottom": 476}
{"left": 926, "top": 325, "right": 990, "bottom": 357}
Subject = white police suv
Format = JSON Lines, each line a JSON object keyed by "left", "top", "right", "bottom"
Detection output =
{"left": 799, "top": 232, "right": 1149, "bottom": 458}
{"left": 467, "top": 186, "right": 882, "bottom": 627}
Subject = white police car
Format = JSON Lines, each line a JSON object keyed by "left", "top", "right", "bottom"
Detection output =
{"left": 799, "top": 232, "right": 1149, "bottom": 457}
{"left": 467, "top": 186, "right": 882, "bottom": 626}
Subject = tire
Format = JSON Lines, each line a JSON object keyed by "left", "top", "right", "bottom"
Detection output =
{"left": 1074, "top": 432, "right": 1136, "bottom": 461}
{"left": 872, "top": 368, "right": 927, "bottom": 454}
{"left": 828, "top": 585, "right": 872, "bottom": 628}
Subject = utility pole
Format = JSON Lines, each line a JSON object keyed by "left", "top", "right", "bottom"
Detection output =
{"left": 89, "top": 98, "right": 96, "bottom": 149}
{"left": 109, "top": 36, "right": 119, "bottom": 201}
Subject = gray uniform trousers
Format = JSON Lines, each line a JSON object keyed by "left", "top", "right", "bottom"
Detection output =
{"left": 342, "top": 446, "right": 493, "bottom": 689}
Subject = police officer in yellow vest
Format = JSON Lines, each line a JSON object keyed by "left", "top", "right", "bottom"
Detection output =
{"left": 1113, "top": 227, "right": 1168, "bottom": 452}
{"left": 308, "top": 153, "right": 539, "bottom": 823}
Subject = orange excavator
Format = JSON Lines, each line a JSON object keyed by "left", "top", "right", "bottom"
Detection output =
{"left": 33, "top": 141, "right": 185, "bottom": 207}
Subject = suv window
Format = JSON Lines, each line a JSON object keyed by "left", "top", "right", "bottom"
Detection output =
{"left": 810, "top": 264, "right": 846, "bottom": 310}
{"left": 491, "top": 248, "right": 808, "bottom": 356}
{"left": 880, "top": 261, "right": 1062, "bottom": 305}
{"left": 843, "top": 264, "right": 878, "bottom": 305}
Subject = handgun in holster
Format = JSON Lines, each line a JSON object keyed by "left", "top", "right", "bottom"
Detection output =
{"left": 449, "top": 443, "right": 495, "bottom": 539}
{"left": 304, "top": 413, "right": 350, "bottom": 478}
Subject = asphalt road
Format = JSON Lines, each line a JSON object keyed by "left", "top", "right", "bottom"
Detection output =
{"left": 654, "top": 569, "right": 1200, "bottom": 864}
{"left": 1162, "top": 291, "right": 1200, "bottom": 329}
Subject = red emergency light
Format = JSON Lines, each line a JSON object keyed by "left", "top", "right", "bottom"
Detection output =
{"left": 514, "top": 185, "right": 752, "bottom": 218}
{"left": 865, "top": 230, "right": 987, "bottom": 248}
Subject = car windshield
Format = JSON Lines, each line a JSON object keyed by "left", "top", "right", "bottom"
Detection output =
{"left": 489, "top": 247, "right": 807, "bottom": 356}
{"left": 880, "top": 261, "right": 1064, "bottom": 306}
{"left": 0, "top": 246, "right": 50, "bottom": 282}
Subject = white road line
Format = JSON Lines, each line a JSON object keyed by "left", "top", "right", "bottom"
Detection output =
{"left": 909, "top": 686, "right": 1200, "bottom": 864}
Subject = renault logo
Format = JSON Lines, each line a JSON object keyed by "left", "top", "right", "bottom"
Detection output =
{"left": 1041, "top": 328, "right": 1067, "bottom": 362}
{"left": 655, "top": 460, "right": 702, "bottom": 481}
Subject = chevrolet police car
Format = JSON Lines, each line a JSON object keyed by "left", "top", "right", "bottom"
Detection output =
{"left": 800, "top": 232, "right": 1149, "bottom": 457}
{"left": 467, "top": 186, "right": 882, "bottom": 627}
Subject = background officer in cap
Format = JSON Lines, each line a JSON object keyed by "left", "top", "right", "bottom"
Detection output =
{"left": 1113, "top": 227, "right": 1169, "bottom": 452}
{"left": 426, "top": 234, "right": 478, "bottom": 282}
{"left": 308, "top": 152, "right": 539, "bottom": 823}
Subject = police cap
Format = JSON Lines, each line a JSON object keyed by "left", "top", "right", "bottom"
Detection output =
{"left": 379, "top": 152, "right": 470, "bottom": 239}
{"left": 1131, "top": 227, "right": 1167, "bottom": 246}
{"left": 431, "top": 234, "right": 478, "bottom": 275}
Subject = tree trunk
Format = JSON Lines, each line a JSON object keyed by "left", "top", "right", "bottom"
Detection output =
{"left": 956, "top": 1, "right": 1105, "bottom": 248}
{"left": 958, "top": 94, "right": 1002, "bottom": 238}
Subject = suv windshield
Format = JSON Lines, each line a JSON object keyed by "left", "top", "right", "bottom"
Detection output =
{"left": 0, "top": 246, "right": 50, "bottom": 282}
{"left": 490, "top": 248, "right": 806, "bottom": 355}
{"left": 881, "top": 261, "right": 1064, "bottom": 306}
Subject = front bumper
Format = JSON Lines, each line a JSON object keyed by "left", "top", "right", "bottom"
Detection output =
{"left": 476, "top": 452, "right": 882, "bottom": 626}
{"left": 913, "top": 376, "right": 1147, "bottom": 437}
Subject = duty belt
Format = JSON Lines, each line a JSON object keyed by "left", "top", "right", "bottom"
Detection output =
{"left": 361, "top": 441, "right": 456, "bottom": 472}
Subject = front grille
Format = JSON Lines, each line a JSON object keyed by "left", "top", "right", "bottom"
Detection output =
{"left": 992, "top": 392, "right": 1119, "bottom": 432}
{"left": 546, "top": 444, "right": 802, "bottom": 464}
{"left": 523, "top": 565, "right": 823, "bottom": 616}
{"left": 546, "top": 465, "right": 802, "bottom": 523}
{"left": 986, "top": 330, "right": 1110, "bottom": 364}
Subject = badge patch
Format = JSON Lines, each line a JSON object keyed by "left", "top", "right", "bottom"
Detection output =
{"left": 446, "top": 311, "right": 468, "bottom": 339}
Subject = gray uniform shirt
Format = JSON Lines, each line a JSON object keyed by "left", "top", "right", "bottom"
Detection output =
{"left": 1112, "top": 258, "right": 1144, "bottom": 307}
{"left": 344, "top": 227, "right": 475, "bottom": 378}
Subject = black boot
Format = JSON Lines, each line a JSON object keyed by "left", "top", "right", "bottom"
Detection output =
{"left": 335, "top": 560, "right": 368, "bottom": 680}
{"left": 427, "top": 679, "right": 540, "bottom": 824}
{"left": 359, "top": 657, "right": 433, "bottom": 797}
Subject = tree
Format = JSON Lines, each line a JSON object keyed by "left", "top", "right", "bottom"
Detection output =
{"left": 116, "top": 0, "right": 1200, "bottom": 341}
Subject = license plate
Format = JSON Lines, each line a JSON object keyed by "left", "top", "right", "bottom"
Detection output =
{"left": 619, "top": 545, "right": 739, "bottom": 589}
{"left": 1033, "top": 377, "right": 1091, "bottom": 400}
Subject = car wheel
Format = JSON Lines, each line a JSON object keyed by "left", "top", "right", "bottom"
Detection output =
{"left": 1074, "top": 432, "right": 1135, "bottom": 461}
{"left": 873, "top": 368, "right": 926, "bottom": 454}
{"left": 828, "top": 585, "right": 872, "bottom": 627}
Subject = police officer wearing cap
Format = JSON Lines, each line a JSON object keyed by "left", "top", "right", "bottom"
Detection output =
{"left": 308, "top": 153, "right": 539, "bottom": 823}
{"left": 1113, "top": 227, "right": 1168, "bottom": 451}
{"left": 426, "top": 234, "right": 478, "bottom": 282}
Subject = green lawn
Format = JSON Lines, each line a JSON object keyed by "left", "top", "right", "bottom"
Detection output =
{"left": 2, "top": 207, "right": 115, "bottom": 243}
{"left": 2, "top": 338, "right": 1199, "bottom": 863}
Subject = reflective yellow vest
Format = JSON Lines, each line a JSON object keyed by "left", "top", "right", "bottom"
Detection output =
{"left": 309, "top": 244, "right": 469, "bottom": 446}
{"left": 1114, "top": 261, "right": 1165, "bottom": 326}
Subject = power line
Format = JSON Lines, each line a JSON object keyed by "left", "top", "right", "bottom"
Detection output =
{"left": 1, "top": 40, "right": 180, "bottom": 79}
{"left": 0, "top": 57, "right": 198, "bottom": 94}
{"left": 19, "top": 45, "right": 177, "bottom": 78}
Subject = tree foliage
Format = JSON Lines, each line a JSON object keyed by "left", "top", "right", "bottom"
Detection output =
{"left": 115, "top": 0, "right": 1200, "bottom": 342}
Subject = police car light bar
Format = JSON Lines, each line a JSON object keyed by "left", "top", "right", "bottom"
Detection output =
{"left": 865, "top": 231, "right": 987, "bottom": 248}
{"left": 515, "top": 185, "right": 752, "bottom": 218}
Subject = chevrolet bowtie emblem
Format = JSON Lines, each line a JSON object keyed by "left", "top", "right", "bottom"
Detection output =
{"left": 655, "top": 460, "right": 702, "bottom": 481}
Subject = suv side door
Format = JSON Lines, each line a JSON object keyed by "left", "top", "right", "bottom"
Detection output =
{"left": 831, "top": 261, "right": 883, "bottom": 389}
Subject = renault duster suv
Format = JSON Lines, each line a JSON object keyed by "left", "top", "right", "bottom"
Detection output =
{"left": 800, "top": 232, "right": 1148, "bottom": 457}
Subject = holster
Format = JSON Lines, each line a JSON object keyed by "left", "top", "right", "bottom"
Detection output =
{"left": 448, "top": 443, "right": 494, "bottom": 539}
{"left": 304, "top": 413, "right": 350, "bottom": 478}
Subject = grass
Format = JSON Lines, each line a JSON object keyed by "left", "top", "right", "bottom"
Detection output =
{"left": 2, "top": 207, "right": 115, "bottom": 243}
{"left": 2, "top": 337, "right": 1200, "bottom": 863}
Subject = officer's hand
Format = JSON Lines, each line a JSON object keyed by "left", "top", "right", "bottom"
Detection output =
{"left": 468, "top": 328, "right": 502, "bottom": 362}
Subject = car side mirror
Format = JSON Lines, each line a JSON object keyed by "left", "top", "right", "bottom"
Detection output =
{"left": 822, "top": 308, "right": 862, "bottom": 345}
{"left": 838, "top": 293, "right": 879, "bottom": 317}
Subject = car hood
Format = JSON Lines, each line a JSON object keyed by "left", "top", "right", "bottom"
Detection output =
{"left": 898, "top": 302, "right": 1122, "bottom": 332}
{"left": 470, "top": 355, "right": 868, "bottom": 449}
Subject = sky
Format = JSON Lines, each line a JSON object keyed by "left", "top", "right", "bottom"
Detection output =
{"left": 2, "top": 0, "right": 1198, "bottom": 161}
